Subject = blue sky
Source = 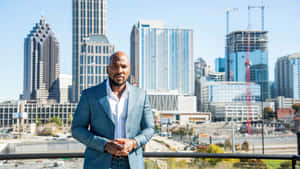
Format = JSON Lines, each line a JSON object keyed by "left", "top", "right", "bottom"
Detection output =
{"left": 0, "top": 0, "right": 299, "bottom": 101}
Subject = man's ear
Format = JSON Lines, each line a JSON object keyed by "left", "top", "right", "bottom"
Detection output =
{"left": 106, "top": 66, "right": 109, "bottom": 74}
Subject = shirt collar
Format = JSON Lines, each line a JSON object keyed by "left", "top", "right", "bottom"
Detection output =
{"left": 106, "top": 80, "right": 129, "bottom": 98}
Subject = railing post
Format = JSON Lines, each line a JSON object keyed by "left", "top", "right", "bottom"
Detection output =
{"left": 298, "top": 132, "right": 300, "bottom": 155}
{"left": 292, "top": 157, "right": 296, "bottom": 169}
{"left": 294, "top": 132, "right": 300, "bottom": 169}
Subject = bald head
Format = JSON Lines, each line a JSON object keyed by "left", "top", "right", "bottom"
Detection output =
{"left": 109, "top": 51, "right": 130, "bottom": 66}
{"left": 107, "top": 51, "right": 130, "bottom": 87}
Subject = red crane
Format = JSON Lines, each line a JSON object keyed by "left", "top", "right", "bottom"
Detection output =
{"left": 246, "top": 3, "right": 265, "bottom": 134}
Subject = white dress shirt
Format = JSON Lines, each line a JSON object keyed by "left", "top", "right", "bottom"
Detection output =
{"left": 106, "top": 80, "right": 129, "bottom": 139}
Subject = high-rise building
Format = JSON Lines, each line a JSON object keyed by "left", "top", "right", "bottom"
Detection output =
{"left": 130, "top": 20, "right": 194, "bottom": 95}
{"left": 79, "top": 35, "right": 114, "bottom": 92}
{"left": 198, "top": 80, "right": 261, "bottom": 121}
{"left": 275, "top": 53, "right": 300, "bottom": 98}
{"left": 199, "top": 80, "right": 261, "bottom": 111}
{"left": 215, "top": 57, "right": 225, "bottom": 72}
{"left": 59, "top": 74, "right": 72, "bottom": 103}
{"left": 194, "top": 57, "right": 211, "bottom": 80}
{"left": 22, "top": 17, "right": 60, "bottom": 104}
{"left": 225, "top": 30, "right": 269, "bottom": 99}
{"left": 72, "top": 0, "right": 108, "bottom": 102}
{"left": 207, "top": 72, "right": 225, "bottom": 82}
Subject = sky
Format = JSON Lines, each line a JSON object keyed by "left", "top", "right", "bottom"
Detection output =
{"left": 0, "top": 0, "right": 299, "bottom": 101}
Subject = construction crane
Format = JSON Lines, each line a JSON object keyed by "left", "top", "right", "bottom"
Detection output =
{"left": 246, "top": 3, "right": 265, "bottom": 135}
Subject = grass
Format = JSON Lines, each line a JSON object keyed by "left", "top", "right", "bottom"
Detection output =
{"left": 263, "top": 160, "right": 288, "bottom": 169}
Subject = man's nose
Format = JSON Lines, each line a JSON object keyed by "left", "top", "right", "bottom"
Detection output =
{"left": 116, "top": 66, "right": 123, "bottom": 73}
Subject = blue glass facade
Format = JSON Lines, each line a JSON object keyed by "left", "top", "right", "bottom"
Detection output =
{"left": 292, "top": 59, "right": 300, "bottom": 98}
{"left": 226, "top": 31, "right": 269, "bottom": 99}
{"left": 200, "top": 81, "right": 261, "bottom": 112}
{"left": 206, "top": 83, "right": 261, "bottom": 102}
{"left": 215, "top": 57, "right": 225, "bottom": 72}
{"left": 275, "top": 54, "right": 300, "bottom": 98}
{"left": 130, "top": 21, "right": 194, "bottom": 95}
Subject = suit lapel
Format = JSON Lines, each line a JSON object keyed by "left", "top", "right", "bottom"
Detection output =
{"left": 126, "top": 83, "right": 135, "bottom": 137}
{"left": 97, "top": 80, "right": 115, "bottom": 125}
{"left": 98, "top": 96, "right": 115, "bottom": 125}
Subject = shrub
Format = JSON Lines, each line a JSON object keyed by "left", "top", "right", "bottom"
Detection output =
{"left": 241, "top": 140, "right": 250, "bottom": 151}
{"left": 144, "top": 160, "right": 159, "bottom": 169}
{"left": 196, "top": 145, "right": 208, "bottom": 153}
{"left": 167, "top": 158, "right": 188, "bottom": 169}
{"left": 50, "top": 116, "right": 63, "bottom": 126}
{"left": 235, "top": 159, "right": 268, "bottom": 169}
{"left": 36, "top": 118, "right": 41, "bottom": 126}
{"left": 279, "top": 161, "right": 292, "bottom": 169}
{"left": 224, "top": 139, "right": 232, "bottom": 151}
{"left": 206, "top": 144, "right": 224, "bottom": 165}
{"left": 215, "top": 142, "right": 224, "bottom": 147}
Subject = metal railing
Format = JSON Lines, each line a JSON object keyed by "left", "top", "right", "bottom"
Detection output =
{"left": 0, "top": 152, "right": 299, "bottom": 169}
{"left": 1, "top": 132, "right": 300, "bottom": 168}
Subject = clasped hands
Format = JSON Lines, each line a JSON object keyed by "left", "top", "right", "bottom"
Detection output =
{"left": 104, "top": 138, "right": 137, "bottom": 156}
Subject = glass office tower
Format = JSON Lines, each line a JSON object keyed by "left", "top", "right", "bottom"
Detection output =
{"left": 225, "top": 30, "right": 269, "bottom": 99}
{"left": 23, "top": 17, "right": 60, "bottom": 103}
{"left": 275, "top": 53, "right": 300, "bottom": 99}
{"left": 72, "top": 0, "right": 107, "bottom": 102}
{"left": 130, "top": 20, "right": 194, "bottom": 95}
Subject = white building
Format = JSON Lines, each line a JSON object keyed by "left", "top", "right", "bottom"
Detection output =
{"left": 59, "top": 74, "right": 72, "bottom": 103}
{"left": 0, "top": 101, "right": 77, "bottom": 128}
{"left": 148, "top": 90, "right": 210, "bottom": 124}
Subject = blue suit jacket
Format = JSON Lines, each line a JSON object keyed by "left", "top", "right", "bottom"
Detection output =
{"left": 71, "top": 80, "right": 155, "bottom": 169}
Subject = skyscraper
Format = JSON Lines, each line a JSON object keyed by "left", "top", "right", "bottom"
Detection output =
{"left": 79, "top": 35, "right": 114, "bottom": 92}
{"left": 194, "top": 57, "right": 211, "bottom": 80}
{"left": 225, "top": 30, "right": 269, "bottom": 99}
{"left": 22, "top": 17, "right": 60, "bottom": 103}
{"left": 215, "top": 57, "right": 225, "bottom": 72}
{"left": 130, "top": 20, "right": 194, "bottom": 95}
{"left": 275, "top": 53, "right": 300, "bottom": 99}
{"left": 72, "top": 0, "right": 108, "bottom": 102}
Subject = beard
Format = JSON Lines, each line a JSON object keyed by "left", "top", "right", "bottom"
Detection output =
{"left": 109, "top": 77, "right": 126, "bottom": 87}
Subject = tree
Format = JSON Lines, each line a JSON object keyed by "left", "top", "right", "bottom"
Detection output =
{"left": 206, "top": 144, "right": 224, "bottom": 165}
{"left": 241, "top": 140, "right": 249, "bottom": 151}
{"left": 224, "top": 139, "right": 232, "bottom": 151}
{"left": 50, "top": 116, "right": 63, "bottom": 126}
{"left": 67, "top": 114, "right": 73, "bottom": 125}
{"left": 263, "top": 106, "right": 275, "bottom": 120}
{"left": 292, "top": 103, "right": 300, "bottom": 113}
{"left": 36, "top": 118, "right": 42, "bottom": 126}
{"left": 188, "top": 126, "right": 194, "bottom": 136}
{"left": 179, "top": 127, "right": 187, "bottom": 135}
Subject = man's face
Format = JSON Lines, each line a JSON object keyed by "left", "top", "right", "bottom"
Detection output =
{"left": 107, "top": 55, "right": 130, "bottom": 87}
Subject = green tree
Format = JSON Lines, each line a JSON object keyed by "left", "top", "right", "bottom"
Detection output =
{"left": 36, "top": 118, "right": 42, "bottom": 126}
{"left": 224, "top": 139, "right": 232, "bottom": 151}
{"left": 67, "top": 114, "right": 73, "bottom": 125}
{"left": 188, "top": 126, "right": 194, "bottom": 136}
{"left": 206, "top": 144, "right": 224, "bottom": 165}
{"left": 264, "top": 106, "right": 276, "bottom": 120}
{"left": 179, "top": 127, "right": 187, "bottom": 139}
{"left": 50, "top": 116, "right": 63, "bottom": 126}
{"left": 292, "top": 103, "right": 300, "bottom": 115}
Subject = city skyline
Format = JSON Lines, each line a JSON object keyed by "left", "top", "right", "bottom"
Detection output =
{"left": 0, "top": 0, "right": 300, "bottom": 101}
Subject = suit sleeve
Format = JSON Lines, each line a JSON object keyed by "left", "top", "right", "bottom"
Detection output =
{"left": 134, "top": 94, "right": 155, "bottom": 148}
{"left": 71, "top": 90, "right": 109, "bottom": 152}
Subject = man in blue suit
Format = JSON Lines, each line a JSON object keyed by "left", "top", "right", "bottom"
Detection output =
{"left": 72, "top": 51, "right": 155, "bottom": 169}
